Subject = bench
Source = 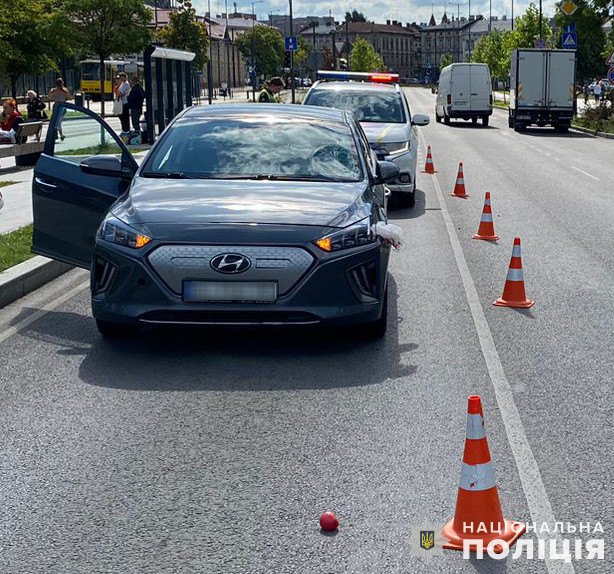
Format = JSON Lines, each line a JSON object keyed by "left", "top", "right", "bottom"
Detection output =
{"left": 0, "top": 121, "right": 45, "bottom": 167}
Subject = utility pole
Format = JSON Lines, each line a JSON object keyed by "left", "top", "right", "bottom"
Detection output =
{"left": 250, "top": 0, "right": 263, "bottom": 102}
{"left": 489, "top": 0, "right": 492, "bottom": 32}
{"left": 207, "top": 0, "right": 213, "bottom": 104}
{"left": 289, "top": 0, "right": 295, "bottom": 103}
{"left": 225, "top": 0, "right": 231, "bottom": 97}
{"left": 345, "top": 19, "right": 350, "bottom": 64}
{"left": 539, "top": 0, "right": 543, "bottom": 39}
{"left": 468, "top": 0, "right": 471, "bottom": 60}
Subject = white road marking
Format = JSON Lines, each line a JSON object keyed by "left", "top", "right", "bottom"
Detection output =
{"left": 0, "top": 280, "right": 89, "bottom": 344}
{"left": 419, "top": 133, "right": 575, "bottom": 574}
{"left": 571, "top": 166, "right": 599, "bottom": 181}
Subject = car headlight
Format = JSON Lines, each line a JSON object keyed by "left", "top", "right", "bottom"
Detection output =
{"left": 98, "top": 215, "right": 152, "bottom": 249}
{"left": 374, "top": 141, "right": 410, "bottom": 157}
{"left": 314, "top": 219, "right": 376, "bottom": 252}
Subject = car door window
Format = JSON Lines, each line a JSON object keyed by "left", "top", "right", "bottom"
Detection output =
{"left": 51, "top": 109, "right": 125, "bottom": 163}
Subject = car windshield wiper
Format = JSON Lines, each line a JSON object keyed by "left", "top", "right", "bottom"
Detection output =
{"left": 140, "top": 171, "right": 199, "bottom": 179}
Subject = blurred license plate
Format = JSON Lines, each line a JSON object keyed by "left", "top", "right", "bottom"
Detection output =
{"left": 183, "top": 281, "right": 277, "bottom": 303}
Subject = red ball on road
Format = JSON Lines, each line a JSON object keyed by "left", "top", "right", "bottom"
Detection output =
{"left": 319, "top": 511, "right": 340, "bottom": 531}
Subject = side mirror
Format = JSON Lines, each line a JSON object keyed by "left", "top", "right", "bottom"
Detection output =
{"left": 411, "top": 113, "right": 430, "bottom": 126}
{"left": 376, "top": 160, "right": 400, "bottom": 184}
{"left": 80, "top": 155, "right": 130, "bottom": 179}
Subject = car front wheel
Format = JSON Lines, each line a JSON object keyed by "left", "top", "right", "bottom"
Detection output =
{"left": 396, "top": 191, "right": 415, "bottom": 208}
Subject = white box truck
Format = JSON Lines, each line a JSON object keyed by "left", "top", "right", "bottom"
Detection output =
{"left": 435, "top": 63, "right": 493, "bottom": 126}
{"left": 509, "top": 49, "right": 576, "bottom": 133}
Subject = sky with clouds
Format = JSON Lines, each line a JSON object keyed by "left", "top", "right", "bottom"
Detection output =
{"left": 193, "top": 0, "right": 558, "bottom": 27}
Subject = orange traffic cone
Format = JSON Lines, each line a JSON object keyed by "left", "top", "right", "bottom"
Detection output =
{"left": 472, "top": 192, "right": 499, "bottom": 241}
{"left": 443, "top": 396, "right": 526, "bottom": 552}
{"left": 451, "top": 162, "right": 469, "bottom": 198}
{"left": 422, "top": 146, "right": 438, "bottom": 173}
{"left": 493, "top": 237, "right": 534, "bottom": 308}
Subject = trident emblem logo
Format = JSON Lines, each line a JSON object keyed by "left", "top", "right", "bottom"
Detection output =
{"left": 420, "top": 531, "right": 434, "bottom": 550}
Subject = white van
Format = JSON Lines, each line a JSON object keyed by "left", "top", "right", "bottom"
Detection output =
{"left": 435, "top": 63, "right": 493, "bottom": 126}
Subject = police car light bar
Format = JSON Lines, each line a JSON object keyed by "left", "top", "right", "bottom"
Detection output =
{"left": 316, "top": 71, "right": 399, "bottom": 84}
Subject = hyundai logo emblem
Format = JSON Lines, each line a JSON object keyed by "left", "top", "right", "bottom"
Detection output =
{"left": 210, "top": 253, "right": 251, "bottom": 274}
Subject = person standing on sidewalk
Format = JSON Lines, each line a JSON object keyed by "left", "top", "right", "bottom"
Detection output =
{"left": 127, "top": 76, "right": 146, "bottom": 133}
{"left": 593, "top": 80, "right": 601, "bottom": 103}
{"left": 116, "top": 72, "right": 131, "bottom": 133}
{"left": 258, "top": 77, "right": 284, "bottom": 103}
{"left": 48, "top": 79, "right": 71, "bottom": 140}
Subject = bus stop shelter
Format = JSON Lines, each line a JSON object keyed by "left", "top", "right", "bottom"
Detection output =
{"left": 143, "top": 45, "right": 196, "bottom": 144}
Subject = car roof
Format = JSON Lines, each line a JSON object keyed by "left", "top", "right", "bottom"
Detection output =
{"left": 182, "top": 103, "right": 350, "bottom": 123}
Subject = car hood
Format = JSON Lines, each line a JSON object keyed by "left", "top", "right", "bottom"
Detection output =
{"left": 114, "top": 177, "right": 371, "bottom": 228}
{"left": 360, "top": 122, "right": 409, "bottom": 144}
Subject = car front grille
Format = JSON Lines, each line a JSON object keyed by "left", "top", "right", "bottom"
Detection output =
{"left": 147, "top": 245, "right": 315, "bottom": 296}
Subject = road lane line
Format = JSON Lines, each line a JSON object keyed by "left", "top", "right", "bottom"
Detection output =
{"left": 571, "top": 166, "right": 599, "bottom": 181}
{"left": 0, "top": 280, "right": 89, "bottom": 345}
{"left": 418, "top": 135, "right": 575, "bottom": 574}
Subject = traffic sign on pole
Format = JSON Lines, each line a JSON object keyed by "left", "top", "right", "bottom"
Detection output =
{"left": 535, "top": 38, "right": 546, "bottom": 49}
{"left": 285, "top": 36, "right": 298, "bottom": 51}
{"left": 561, "top": 32, "right": 577, "bottom": 49}
{"left": 606, "top": 49, "right": 614, "bottom": 66}
{"left": 608, "top": 67, "right": 614, "bottom": 83}
{"left": 560, "top": 0, "right": 577, "bottom": 16}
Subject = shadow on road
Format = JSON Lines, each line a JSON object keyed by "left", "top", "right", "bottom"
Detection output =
{"left": 19, "top": 276, "right": 419, "bottom": 392}
{"left": 442, "top": 122, "right": 499, "bottom": 130}
{"left": 518, "top": 128, "right": 594, "bottom": 139}
{"left": 388, "top": 189, "right": 426, "bottom": 220}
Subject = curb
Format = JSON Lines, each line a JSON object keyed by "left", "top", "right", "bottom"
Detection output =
{"left": 0, "top": 256, "right": 74, "bottom": 309}
{"left": 571, "top": 124, "right": 614, "bottom": 139}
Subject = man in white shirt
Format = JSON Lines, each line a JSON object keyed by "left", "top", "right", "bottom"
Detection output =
{"left": 116, "top": 72, "right": 131, "bottom": 132}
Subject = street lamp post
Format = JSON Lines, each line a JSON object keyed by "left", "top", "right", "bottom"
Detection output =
{"left": 250, "top": 0, "right": 263, "bottom": 102}
{"left": 447, "top": 2, "right": 462, "bottom": 62}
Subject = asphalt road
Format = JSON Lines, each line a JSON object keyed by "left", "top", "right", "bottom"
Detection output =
{"left": 0, "top": 88, "right": 610, "bottom": 573}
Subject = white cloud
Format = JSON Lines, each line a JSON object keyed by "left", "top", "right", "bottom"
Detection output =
{"left": 193, "top": 0, "right": 558, "bottom": 28}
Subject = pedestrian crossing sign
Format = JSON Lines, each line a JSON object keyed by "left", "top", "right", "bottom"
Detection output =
{"left": 562, "top": 32, "right": 577, "bottom": 49}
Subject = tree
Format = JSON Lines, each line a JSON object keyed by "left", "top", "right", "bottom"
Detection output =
{"left": 235, "top": 26, "right": 284, "bottom": 77}
{"left": 62, "top": 0, "right": 152, "bottom": 115}
{"left": 157, "top": 0, "right": 209, "bottom": 71}
{"left": 345, "top": 10, "right": 367, "bottom": 22}
{"left": 439, "top": 53, "right": 454, "bottom": 71}
{"left": 506, "top": 3, "right": 553, "bottom": 49}
{"left": 472, "top": 30, "right": 509, "bottom": 80}
{"left": 350, "top": 37, "right": 384, "bottom": 72}
{"left": 293, "top": 36, "right": 312, "bottom": 73}
{"left": 0, "top": 0, "right": 72, "bottom": 98}
{"left": 555, "top": 0, "right": 606, "bottom": 81}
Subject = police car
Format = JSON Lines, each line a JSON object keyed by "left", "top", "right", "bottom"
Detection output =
{"left": 303, "top": 71, "right": 429, "bottom": 208}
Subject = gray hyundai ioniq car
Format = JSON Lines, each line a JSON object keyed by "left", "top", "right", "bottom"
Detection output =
{"left": 32, "top": 103, "right": 399, "bottom": 338}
